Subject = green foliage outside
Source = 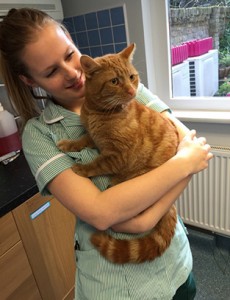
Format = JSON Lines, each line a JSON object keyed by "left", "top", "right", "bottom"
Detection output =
{"left": 219, "top": 22, "right": 230, "bottom": 60}
{"left": 218, "top": 21, "right": 230, "bottom": 95}
{"left": 215, "top": 80, "right": 230, "bottom": 95}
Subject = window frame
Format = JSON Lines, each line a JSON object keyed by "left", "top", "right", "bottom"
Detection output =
{"left": 141, "top": 0, "right": 230, "bottom": 122}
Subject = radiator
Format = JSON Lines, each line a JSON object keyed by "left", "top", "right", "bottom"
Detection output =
{"left": 176, "top": 146, "right": 230, "bottom": 237}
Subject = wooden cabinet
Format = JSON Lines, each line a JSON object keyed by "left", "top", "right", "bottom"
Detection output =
{"left": 0, "top": 193, "right": 76, "bottom": 300}
{"left": 0, "top": 211, "right": 20, "bottom": 256}
{"left": 0, "top": 241, "right": 42, "bottom": 300}
{"left": 0, "top": 211, "right": 41, "bottom": 299}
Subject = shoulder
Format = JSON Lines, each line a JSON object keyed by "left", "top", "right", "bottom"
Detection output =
{"left": 23, "top": 115, "right": 49, "bottom": 138}
{"left": 136, "top": 83, "right": 170, "bottom": 113}
{"left": 22, "top": 116, "right": 55, "bottom": 151}
{"left": 22, "top": 116, "right": 74, "bottom": 196}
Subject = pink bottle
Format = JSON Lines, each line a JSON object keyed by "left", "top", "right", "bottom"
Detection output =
{"left": 0, "top": 103, "right": 22, "bottom": 157}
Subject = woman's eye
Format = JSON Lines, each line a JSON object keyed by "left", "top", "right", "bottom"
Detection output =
{"left": 67, "top": 51, "right": 74, "bottom": 60}
{"left": 46, "top": 68, "right": 57, "bottom": 78}
{"left": 111, "top": 78, "right": 119, "bottom": 85}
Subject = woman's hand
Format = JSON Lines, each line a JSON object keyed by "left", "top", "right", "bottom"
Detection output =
{"left": 175, "top": 129, "right": 213, "bottom": 175}
{"left": 111, "top": 129, "right": 213, "bottom": 234}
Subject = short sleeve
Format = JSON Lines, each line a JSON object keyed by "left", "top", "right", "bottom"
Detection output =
{"left": 136, "top": 83, "right": 170, "bottom": 112}
{"left": 22, "top": 118, "right": 74, "bottom": 196}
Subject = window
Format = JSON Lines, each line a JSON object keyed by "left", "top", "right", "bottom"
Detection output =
{"left": 142, "top": 0, "right": 230, "bottom": 120}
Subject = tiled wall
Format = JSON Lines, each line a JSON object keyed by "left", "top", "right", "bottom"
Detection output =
{"left": 63, "top": 6, "right": 128, "bottom": 57}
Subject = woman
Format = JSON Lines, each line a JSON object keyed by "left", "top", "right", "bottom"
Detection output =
{"left": 0, "top": 8, "right": 212, "bottom": 300}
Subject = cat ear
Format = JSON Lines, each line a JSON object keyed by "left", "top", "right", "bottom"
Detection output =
{"left": 119, "top": 43, "right": 136, "bottom": 61}
{"left": 80, "top": 55, "right": 101, "bottom": 75}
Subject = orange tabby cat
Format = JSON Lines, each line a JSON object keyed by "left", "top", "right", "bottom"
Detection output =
{"left": 58, "top": 43, "right": 179, "bottom": 264}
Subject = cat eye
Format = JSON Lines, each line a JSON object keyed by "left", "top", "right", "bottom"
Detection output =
{"left": 130, "top": 74, "right": 135, "bottom": 81}
{"left": 111, "top": 78, "right": 119, "bottom": 85}
{"left": 129, "top": 74, "right": 136, "bottom": 81}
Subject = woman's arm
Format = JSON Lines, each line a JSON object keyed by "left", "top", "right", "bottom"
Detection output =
{"left": 110, "top": 111, "right": 203, "bottom": 233}
{"left": 111, "top": 176, "right": 191, "bottom": 233}
{"left": 48, "top": 130, "right": 212, "bottom": 231}
{"left": 161, "top": 110, "right": 190, "bottom": 140}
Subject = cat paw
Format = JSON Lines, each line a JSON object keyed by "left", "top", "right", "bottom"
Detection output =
{"left": 57, "top": 139, "right": 71, "bottom": 152}
{"left": 72, "top": 164, "right": 89, "bottom": 177}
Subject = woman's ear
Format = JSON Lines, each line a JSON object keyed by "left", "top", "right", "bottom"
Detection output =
{"left": 19, "top": 74, "right": 39, "bottom": 87}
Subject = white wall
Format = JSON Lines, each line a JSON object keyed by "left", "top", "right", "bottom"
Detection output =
{"left": 184, "top": 122, "right": 230, "bottom": 147}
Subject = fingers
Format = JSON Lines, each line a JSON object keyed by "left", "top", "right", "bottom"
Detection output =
{"left": 186, "top": 131, "right": 211, "bottom": 153}
{"left": 184, "top": 129, "right": 196, "bottom": 140}
{"left": 197, "top": 137, "right": 207, "bottom": 145}
{"left": 207, "top": 152, "right": 214, "bottom": 161}
{"left": 199, "top": 143, "right": 213, "bottom": 168}
{"left": 203, "top": 143, "right": 210, "bottom": 151}
{"left": 203, "top": 143, "right": 213, "bottom": 161}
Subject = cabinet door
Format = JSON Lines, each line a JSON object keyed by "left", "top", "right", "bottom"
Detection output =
{"left": 13, "top": 193, "right": 76, "bottom": 300}
{"left": 0, "top": 212, "right": 20, "bottom": 256}
{"left": 0, "top": 241, "right": 42, "bottom": 300}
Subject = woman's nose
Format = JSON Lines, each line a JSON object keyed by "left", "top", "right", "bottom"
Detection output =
{"left": 63, "top": 64, "right": 76, "bottom": 80}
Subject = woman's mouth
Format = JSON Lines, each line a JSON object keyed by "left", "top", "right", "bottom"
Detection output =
{"left": 67, "top": 72, "right": 84, "bottom": 90}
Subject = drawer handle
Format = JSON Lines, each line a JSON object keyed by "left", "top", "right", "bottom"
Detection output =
{"left": 30, "top": 201, "right": 51, "bottom": 220}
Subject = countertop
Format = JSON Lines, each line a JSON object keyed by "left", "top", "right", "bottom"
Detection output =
{"left": 0, "top": 152, "right": 38, "bottom": 217}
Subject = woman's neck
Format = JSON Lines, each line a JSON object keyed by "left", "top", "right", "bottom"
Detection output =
{"left": 54, "top": 96, "right": 85, "bottom": 115}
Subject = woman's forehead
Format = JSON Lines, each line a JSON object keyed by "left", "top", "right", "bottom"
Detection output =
{"left": 21, "top": 25, "right": 73, "bottom": 74}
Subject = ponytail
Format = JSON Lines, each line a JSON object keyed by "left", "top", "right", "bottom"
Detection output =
{"left": 0, "top": 8, "right": 64, "bottom": 127}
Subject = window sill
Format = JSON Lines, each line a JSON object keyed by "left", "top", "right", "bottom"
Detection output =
{"left": 173, "top": 110, "right": 230, "bottom": 124}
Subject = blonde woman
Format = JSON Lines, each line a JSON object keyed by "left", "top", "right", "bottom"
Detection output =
{"left": 0, "top": 8, "right": 212, "bottom": 299}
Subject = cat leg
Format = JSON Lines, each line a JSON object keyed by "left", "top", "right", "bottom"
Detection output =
{"left": 72, "top": 154, "right": 120, "bottom": 177}
{"left": 57, "top": 134, "right": 95, "bottom": 152}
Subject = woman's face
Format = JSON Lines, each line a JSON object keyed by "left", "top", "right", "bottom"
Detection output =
{"left": 20, "top": 23, "right": 85, "bottom": 111}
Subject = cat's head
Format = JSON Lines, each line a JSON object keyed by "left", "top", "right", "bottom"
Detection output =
{"left": 80, "top": 43, "right": 139, "bottom": 111}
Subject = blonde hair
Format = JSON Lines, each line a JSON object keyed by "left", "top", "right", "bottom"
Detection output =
{"left": 0, "top": 8, "right": 66, "bottom": 126}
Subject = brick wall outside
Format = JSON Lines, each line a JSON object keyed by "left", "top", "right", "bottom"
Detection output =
{"left": 170, "top": 6, "right": 230, "bottom": 49}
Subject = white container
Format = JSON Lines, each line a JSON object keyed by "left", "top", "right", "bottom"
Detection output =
{"left": 0, "top": 103, "right": 22, "bottom": 156}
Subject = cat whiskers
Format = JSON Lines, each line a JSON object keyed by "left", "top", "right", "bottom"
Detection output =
{"left": 103, "top": 97, "right": 123, "bottom": 115}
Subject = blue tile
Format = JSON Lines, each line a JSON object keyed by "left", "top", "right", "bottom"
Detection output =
{"left": 115, "top": 43, "right": 127, "bottom": 53}
{"left": 79, "top": 48, "right": 91, "bottom": 56}
{"left": 88, "top": 30, "right": 100, "bottom": 46}
{"left": 76, "top": 32, "right": 89, "bottom": 48}
{"left": 90, "top": 46, "right": 103, "bottom": 58}
{"left": 70, "top": 33, "right": 78, "bottom": 46}
{"left": 102, "top": 45, "right": 115, "bottom": 55}
{"left": 100, "top": 28, "right": 113, "bottom": 45}
{"left": 111, "top": 7, "right": 125, "bottom": 26}
{"left": 85, "top": 12, "right": 98, "bottom": 30}
{"left": 73, "top": 15, "right": 86, "bottom": 32}
{"left": 63, "top": 17, "right": 75, "bottom": 34}
{"left": 113, "top": 25, "right": 127, "bottom": 43}
{"left": 97, "top": 9, "right": 111, "bottom": 27}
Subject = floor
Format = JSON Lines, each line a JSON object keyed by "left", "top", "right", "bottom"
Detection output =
{"left": 187, "top": 226, "right": 230, "bottom": 300}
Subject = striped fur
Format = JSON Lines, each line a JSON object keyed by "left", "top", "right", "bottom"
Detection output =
{"left": 58, "top": 44, "right": 179, "bottom": 264}
{"left": 91, "top": 205, "right": 177, "bottom": 264}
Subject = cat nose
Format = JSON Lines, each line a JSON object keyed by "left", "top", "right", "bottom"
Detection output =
{"left": 127, "top": 87, "right": 135, "bottom": 97}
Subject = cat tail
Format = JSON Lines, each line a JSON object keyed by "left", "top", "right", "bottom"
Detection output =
{"left": 90, "top": 205, "right": 177, "bottom": 264}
